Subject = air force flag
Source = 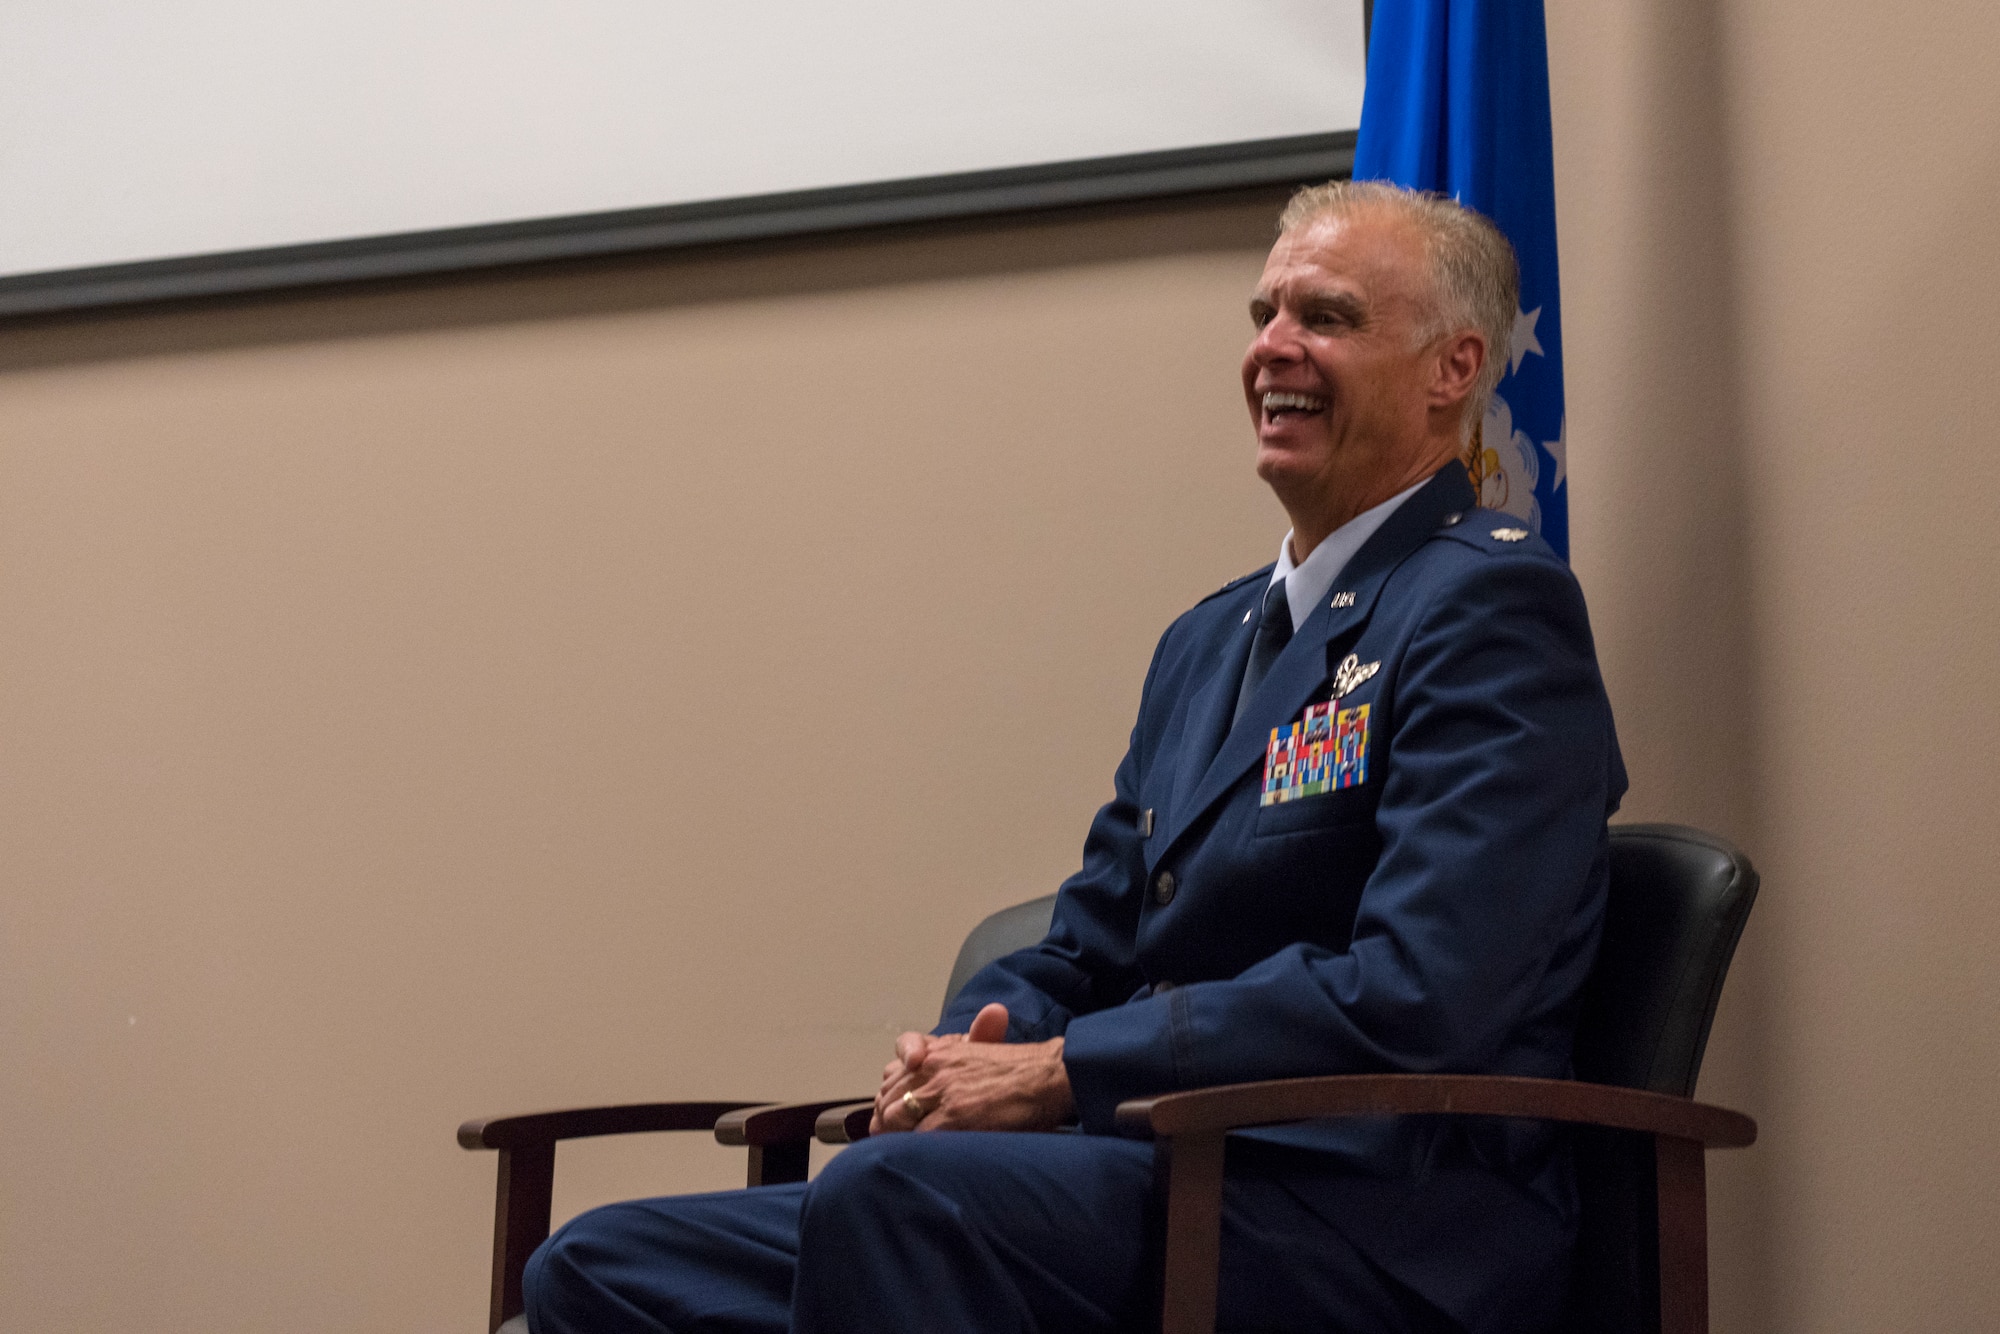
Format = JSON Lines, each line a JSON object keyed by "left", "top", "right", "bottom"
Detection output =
{"left": 1354, "top": 0, "right": 1570, "bottom": 558}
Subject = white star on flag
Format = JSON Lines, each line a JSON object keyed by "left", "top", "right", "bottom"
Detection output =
{"left": 1509, "top": 306, "right": 1544, "bottom": 375}
{"left": 1544, "top": 415, "right": 1567, "bottom": 493}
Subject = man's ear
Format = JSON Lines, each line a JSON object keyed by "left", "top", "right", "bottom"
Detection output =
{"left": 1430, "top": 330, "right": 1487, "bottom": 414}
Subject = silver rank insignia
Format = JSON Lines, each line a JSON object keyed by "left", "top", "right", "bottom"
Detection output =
{"left": 1491, "top": 527, "right": 1530, "bottom": 542}
{"left": 1330, "top": 591, "right": 1356, "bottom": 608}
{"left": 1330, "top": 652, "right": 1381, "bottom": 698}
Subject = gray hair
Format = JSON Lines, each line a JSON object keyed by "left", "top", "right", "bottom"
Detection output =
{"left": 1278, "top": 180, "right": 1519, "bottom": 440}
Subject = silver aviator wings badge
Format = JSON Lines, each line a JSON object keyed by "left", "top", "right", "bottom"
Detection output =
{"left": 1330, "top": 653, "right": 1380, "bottom": 699}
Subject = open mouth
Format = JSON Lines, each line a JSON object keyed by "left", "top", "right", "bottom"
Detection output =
{"left": 1261, "top": 390, "right": 1328, "bottom": 422}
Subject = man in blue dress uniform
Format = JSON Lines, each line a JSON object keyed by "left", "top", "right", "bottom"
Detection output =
{"left": 525, "top": 181, "right": 1625, "bottom": 1334}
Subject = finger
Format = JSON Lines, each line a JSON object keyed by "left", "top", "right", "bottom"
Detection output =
{"left": 872, "top": 1089, "right": 909, "bottom": 1135}
{"left": 908, "top": 1080, "right": 944, "bottom": 1136}
{"left": 967, "top": 1003, "right": 1010, "bottom": 1044}
{"left": 903, "top": 1031, "right": 970, "bottom": 1075}
{"left": 917, "top": 1032, "right": 968, "bottom": 1061}
{"left": 918, "top": 1087, "right": 976, "bottom": 1133}
{"left": 878, "top": 1060, "right": 921, "bottom": 1110}
{"left": 878, "top": 1061, "right": 930, "bottom": 1126}
{"left": 879, "top": 1059, "right": 926, "bottom": 1107}
{"left": 880, "top": 1058, "right": 908, "bottom": 1094}
{"left": 916, "top": 1091, "right": 976, "bottom": 1132}
{"left": 884, "top": 1082, "right": 934, "bottom": 1133}
{"left": 894, "top": 1030, "right": 930, "bottom": 1066}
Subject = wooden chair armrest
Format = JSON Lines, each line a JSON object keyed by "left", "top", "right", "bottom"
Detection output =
{"left": 459, "top": 1099, "right": 775, "bottom": 1332}
{"left": 1115, "top": 1073, "right": 1755, "bottom": 1147}
{"left": 458, "top": 1100, "right": 769, "bottom": 1152}
{"left": 814, "top": 1101, "right": 878, "bottom": 1144}
{"left": 1124, "top": 1074, "right": 1754, "bottom": 1334}
{"left": 714, "top": 1098, "right": 875, "bottom": 1147}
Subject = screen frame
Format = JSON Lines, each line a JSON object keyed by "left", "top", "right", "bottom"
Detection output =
{"left": 0, "top": 131, "right": 1356, "bottom": 321}
{"left": 0, "top": 2, "right": 1372, "bottom": 321}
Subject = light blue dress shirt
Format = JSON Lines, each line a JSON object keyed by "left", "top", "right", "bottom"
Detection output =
{"left": 1267, "top": 476, "right": 1430, "bottom": 632}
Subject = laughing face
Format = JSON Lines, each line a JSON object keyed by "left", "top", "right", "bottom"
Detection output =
{"left": 1242, "top": 207, "right": 1471, "bottom": 545}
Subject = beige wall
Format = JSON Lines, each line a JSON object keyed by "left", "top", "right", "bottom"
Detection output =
{"left": 3, "top": 2, "right": 1997, "bottom": 1330}
{"left": 1721, "top": 1, "right": 2000, "bottom": 1327}
{"left": 1552, "top": 1, "right": 2000, "bottom": 1329}
{"left": 0, "top": 196, "right": 1296, "bottom": 1332}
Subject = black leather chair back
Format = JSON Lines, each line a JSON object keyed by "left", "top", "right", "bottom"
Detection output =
{"left": 943, "top": 827, "right": 1759, "bottom": 1078}
{"left": 941, "top": 894, "right": 1057, "bottom": 1019}
{"left": 1577, "top": 824, "right": 1759, "bottom": 1096}
{"left": 1566, "top": 823, "right": 1759, "bottom": 1334}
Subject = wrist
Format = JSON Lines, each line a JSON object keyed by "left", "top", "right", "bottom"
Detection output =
{"left": 1045, "top": 1037, "right": 1076, "bottom": 1120}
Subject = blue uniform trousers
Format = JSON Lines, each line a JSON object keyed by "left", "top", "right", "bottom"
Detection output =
{"left": 524, "top": 1131, "right": 1463, "bottom": 1334}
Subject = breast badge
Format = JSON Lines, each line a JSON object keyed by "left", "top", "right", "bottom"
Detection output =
{"left": 1330, "top": 653, "right": 1380, "bottom": 698}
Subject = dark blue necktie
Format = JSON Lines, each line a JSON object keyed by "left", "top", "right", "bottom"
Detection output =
{"left": 1232, "top": 578, "right": 1293, "bottom": 728}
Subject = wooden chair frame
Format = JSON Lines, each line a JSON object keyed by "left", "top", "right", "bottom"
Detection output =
{"left": 457, "top": 1097, "right": 866, "bottom": 1331}
{"left": 461, "top": 822, "right": 1756, "bottom": 1333}
{"left": 798, "top": 1072, "right": 1753, "bottom": 1334}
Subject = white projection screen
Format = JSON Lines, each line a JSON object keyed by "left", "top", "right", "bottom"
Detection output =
{"left": 0, "top": 1, "right": 1369, "bottom": 316}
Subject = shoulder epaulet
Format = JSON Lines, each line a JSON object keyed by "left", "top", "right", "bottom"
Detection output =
{"left": 1194, "top": 563, "right": 1275, "bottom": 607}
{"left": 1430, "top": 509, "right": 1556, "bottom": 557}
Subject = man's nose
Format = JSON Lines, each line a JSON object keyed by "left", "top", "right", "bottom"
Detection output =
{"left": 1250, "top": 316, "right": 1302, "bottom": 365}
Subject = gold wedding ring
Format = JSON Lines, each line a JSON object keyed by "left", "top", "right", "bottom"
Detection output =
{"left": 901, "top": 1090, "right": 930, "bottom": 1121}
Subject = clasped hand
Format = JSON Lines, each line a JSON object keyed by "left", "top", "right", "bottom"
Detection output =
{"left": 869, "top": 1002, "right": 1076, "bottom": 1135}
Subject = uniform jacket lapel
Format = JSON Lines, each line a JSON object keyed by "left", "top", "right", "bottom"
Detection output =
{"left": 1170, "top": 598, "right": 1261, "bottom": 815}
{"left": 1152, "top": 464, "right": 1476, "bottom": 864}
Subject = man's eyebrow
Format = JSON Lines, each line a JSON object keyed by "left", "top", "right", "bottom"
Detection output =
{"left": 1247, "top": 288, "right": 1369, "bottom": 323}
{"left": 1302, "top": 291, "right": 1368, "bottom": 322}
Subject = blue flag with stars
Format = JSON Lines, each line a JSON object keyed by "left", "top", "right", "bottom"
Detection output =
{"left": 1353, "top": 0, "right": 1569, "bottom": 558}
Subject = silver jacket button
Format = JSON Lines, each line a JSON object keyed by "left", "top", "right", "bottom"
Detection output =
{"left": 1154, "top": 871, "right": 1177, "bottom": 905}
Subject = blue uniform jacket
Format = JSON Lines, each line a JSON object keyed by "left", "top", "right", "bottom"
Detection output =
{"left": 941, "top": 462, "right": 1627, "bottom": 1325}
